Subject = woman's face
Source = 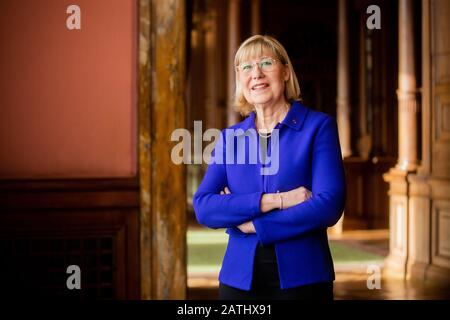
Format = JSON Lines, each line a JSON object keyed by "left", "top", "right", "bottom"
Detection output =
{"left": 237, "top": 51, "right": 290, "bottom": 108}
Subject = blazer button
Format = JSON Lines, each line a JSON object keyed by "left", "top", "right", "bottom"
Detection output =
{"left": 292, "top": 119, "right": 297, "bottom": 124}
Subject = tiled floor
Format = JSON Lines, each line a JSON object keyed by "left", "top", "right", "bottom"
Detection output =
{"left": 187, "top": 230, "right": 450, "bottom": 300}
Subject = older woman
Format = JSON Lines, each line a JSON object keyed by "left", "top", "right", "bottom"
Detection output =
{"left": 193, "top": 35, "right": 346, "bottom": 300}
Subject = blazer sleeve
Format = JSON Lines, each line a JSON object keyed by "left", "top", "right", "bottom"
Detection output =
{"left": 253, "top": 117, "right": 346, "bottom": 245}
{"left": 193, "top": 130, "right": 263, "bottom": 229}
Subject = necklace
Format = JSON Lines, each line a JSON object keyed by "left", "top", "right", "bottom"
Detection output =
{"left": 255, "top": 102, "right": 290, "bottom": 139}
{"left": 258, "top": 130, "right": 272, "bottom": 138}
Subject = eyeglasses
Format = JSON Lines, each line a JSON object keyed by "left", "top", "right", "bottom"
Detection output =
{"left": 237, "top": 57, "right": 280, "bottom": 75}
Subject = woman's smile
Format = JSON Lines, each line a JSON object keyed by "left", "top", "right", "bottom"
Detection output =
{"left": 237, "top": 52, "right": 289, "bottom": 108}
{"left": 251, "top": 82, "right": 270, "bottom": 92}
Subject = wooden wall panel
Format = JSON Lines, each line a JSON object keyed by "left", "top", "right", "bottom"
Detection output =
{"left": 0, "top": 178, "right": 140, "bottom": 299}
{"left": 344, "top": 157, "right": 394, "bottom": 229}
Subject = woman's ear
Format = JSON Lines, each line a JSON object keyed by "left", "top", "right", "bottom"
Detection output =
{"left": 283, "top": 66, "right": 290, "bottom": 82}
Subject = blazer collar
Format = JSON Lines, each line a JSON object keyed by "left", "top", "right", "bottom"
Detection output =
{"left": 235, "top": 100, "right": 308, "bottom": 134}
{"left": 237, "top": 111, "right": 256, "bottom": 132}
{"left": 280, "top": 101, "right": 308, "bottom": 131}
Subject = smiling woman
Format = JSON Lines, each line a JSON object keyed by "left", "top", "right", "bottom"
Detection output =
{"left": 193, "top": 35, "right": 346, "bottom": 300}
{"left": 234, "top": 35, "right": 301, "bottom": 118}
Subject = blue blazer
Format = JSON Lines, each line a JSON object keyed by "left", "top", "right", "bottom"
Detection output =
{"left": 193, "top": 101, "right": 346, "bottom": 290}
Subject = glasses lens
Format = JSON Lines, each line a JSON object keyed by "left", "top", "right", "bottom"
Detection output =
{"left": 260, "top": 58, "right": 275, "bottom": 71}
{"left": 239, "top": 58, "right": 276, "bottom": 74}
{"left": 240, "top": 62, "right": 253, "bottom": 73}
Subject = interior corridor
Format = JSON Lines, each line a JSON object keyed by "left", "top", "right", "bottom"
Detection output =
{"left": 187, "top": 230, "right": 450, "bottom": 300}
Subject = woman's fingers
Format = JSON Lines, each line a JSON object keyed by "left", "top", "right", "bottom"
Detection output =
{"left": 220, "top": 187, "right": 231, "bottom": 195}
{"left": 271, "top": 187, "right": 313, "bottom": 210}
{"left": 237, "top": 221, "right": 256, "bottom": 234}
{"left": 299, "top": 187, "right": 311, "bottom": 201}
{"left": 301, "top": 187, "right": 312, "bottom": 200}
{"left": 287, "top": 186, "right": 312, "bottom": 206}
{"left": 302, "top": 189, "right": 312, "bottom": 201}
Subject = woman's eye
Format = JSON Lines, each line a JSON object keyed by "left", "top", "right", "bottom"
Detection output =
{"left": 261, "top": 60, "right": 273, "bottom": 67}
{"left": 241, "top": 64, "right": 252, "bottom": 71}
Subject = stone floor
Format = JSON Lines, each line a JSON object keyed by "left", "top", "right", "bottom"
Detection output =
{"left": 333, "top": 272, "right": 450, "bottom": 300}
{"left": 188, "top": 277, "right": 450, "bottom": 300}
{"left": 187, "top": 230, "right": 450, "bottom": 300}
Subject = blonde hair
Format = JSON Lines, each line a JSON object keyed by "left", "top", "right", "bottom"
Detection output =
{"left": 234, "top": 35, "right": 302, "bottom": 116}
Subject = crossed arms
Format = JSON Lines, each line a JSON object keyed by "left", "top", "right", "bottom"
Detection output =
{"left": 193, "top": 117, "right": 346, "bottom": 245}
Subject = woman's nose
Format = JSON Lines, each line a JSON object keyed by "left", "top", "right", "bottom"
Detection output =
{"left": 251, "top": 64, "right": 264, "bottom": 78}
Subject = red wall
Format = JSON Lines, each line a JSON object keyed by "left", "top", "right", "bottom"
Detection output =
{"left": 0, "top": 0, "right": 137, "bottom": 179}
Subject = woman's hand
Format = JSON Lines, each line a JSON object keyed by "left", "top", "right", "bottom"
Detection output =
{"left": 237, "top": 221, "right": 256, "bottom": 233}
{"left": 259, "top": 187, "right": 312, "bottom": 212}
{"left": 219, "top": 186, "right": 231, "bottom": 195}
{"left": 280, "top": 186, "right": 312, "bottom": 209}
{"left": 217, "top": 185, "right": 311, "bottom": 233}
{"left": 219, "top": 186, "right": 256, "bottom": 234}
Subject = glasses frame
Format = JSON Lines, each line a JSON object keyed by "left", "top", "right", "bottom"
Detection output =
{"left": 236, "top": 57, "right": 281, "bottom": 75}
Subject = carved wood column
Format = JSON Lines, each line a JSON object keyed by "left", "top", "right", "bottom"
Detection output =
{"left": 337, "top": 0, "right": 352, "bottom": 158}
{"left": 383, "top": 0, "right": 418, "bottom": 279}
{"left": 331, "top": 0, "right": 352, "bottom": 236}
{"left": 204, "top": 2, "right": 219, "bottom": 130}
{"left": 139, "top": 0, "right": 186, "bottom": 299}
{"left": 227, "top": 0, "right": 240, "bottom": 126}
